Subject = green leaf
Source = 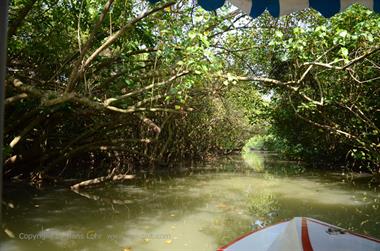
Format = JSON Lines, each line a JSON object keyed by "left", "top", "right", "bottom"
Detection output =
{"left": 275, "top": 30, "right": 283, "bottom": 38}
{"left": 188, "top": 31, "right": 197, "bottom": 39}
{"left": 338, "top": 30, "right": 348, "bottom": 38}
{"left": 340, "top": 47, "right": 349, "bottom": 57}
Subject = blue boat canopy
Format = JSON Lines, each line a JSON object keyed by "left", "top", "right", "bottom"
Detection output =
{"left": 148, "top": 0, "right": 380, "bottom": 18}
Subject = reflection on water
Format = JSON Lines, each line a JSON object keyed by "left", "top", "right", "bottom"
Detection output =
{"left": 242, "top": 150, "right": 265, "bottom": 172}
{"left": 1, "top": 152, "right": 380, "bottom": 251}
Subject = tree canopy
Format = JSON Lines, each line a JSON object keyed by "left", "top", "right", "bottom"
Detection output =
{"left": 4, "top": 0, "right": 379, "bottom": 184}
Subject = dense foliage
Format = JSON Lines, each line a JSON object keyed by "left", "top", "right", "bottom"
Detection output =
{"left": 238, "top": 6, "right": 380, "bottom": 171}
{"left": 5, "top": 0, "right": 262, "bottom": 182}
{"left": 4, "top": 0, "right": 379, "bottom": 184}
{"left": 268, "top": 7, "right": 379, "bottom": 171}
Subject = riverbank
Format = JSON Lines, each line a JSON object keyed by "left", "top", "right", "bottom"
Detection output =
{"left": 4, "top": 150, "right": 380, "bottom": 191}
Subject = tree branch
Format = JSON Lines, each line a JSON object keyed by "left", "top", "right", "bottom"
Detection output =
{"left": 5, "top": 93, "right": 28, "bottom": 105}
{"left": 8, "top": 0, "right": 38, "bottom": 37}
{"left": 82, "top": 2, "right": 175, "bottom": 71}
{"left": 103, "top": 70, "right": 190, "bottom": 105}
{"left": 303, "top": 47, "right": 380, "bottom": 70}
{"left": 65, "top": 1, "right": 174, "bottom": 93}
{"left": 11, "top": 78, "right": 188, "bottom": 116}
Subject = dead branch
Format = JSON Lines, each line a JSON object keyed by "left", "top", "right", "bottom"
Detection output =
{"left": 70, "top": 170, "right": 135, "bottom": 190}
{"left": 9, "top": 115, "right": 42, "bottom": 148}
{"left": 5, "top": 93, "right": 28, "bottom": 105}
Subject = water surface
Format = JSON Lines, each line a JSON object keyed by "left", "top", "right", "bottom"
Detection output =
{"left": 1, "top": 152, "right": 379, "bottom": 251}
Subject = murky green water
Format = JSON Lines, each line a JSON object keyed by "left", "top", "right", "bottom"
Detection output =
{"left": 1, "top": 152, "right": 380, "bottom": 251}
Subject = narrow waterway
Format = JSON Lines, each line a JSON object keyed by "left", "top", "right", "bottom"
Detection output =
{"left": 1, "top": 152, "right": 379, "bottom": 251}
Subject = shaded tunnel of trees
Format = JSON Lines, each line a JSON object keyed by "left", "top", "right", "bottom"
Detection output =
{"left": 4, "top": 0, "right": 380, "bottom": 185}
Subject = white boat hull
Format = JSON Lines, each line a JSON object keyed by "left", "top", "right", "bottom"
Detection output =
{"left": 218, "top": 217, "right": 380, "bottom": 251}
